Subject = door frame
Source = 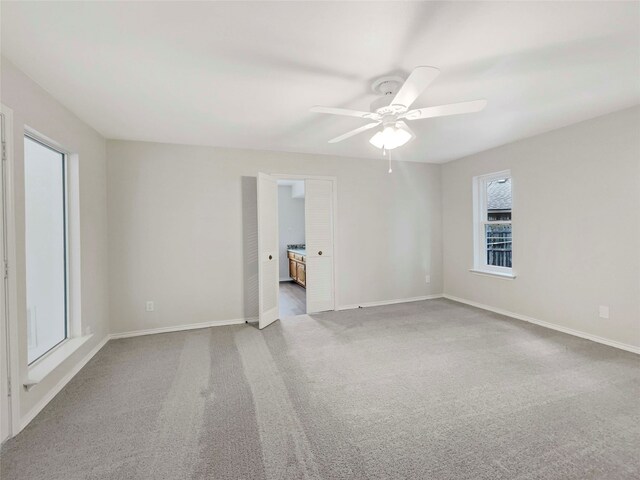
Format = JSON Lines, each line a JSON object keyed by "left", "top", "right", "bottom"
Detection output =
{"left": 271, "top": 174, "right": 338, "bottom": 313}
{"left": 1, "top": 103, "right": 21, "bottom": 440}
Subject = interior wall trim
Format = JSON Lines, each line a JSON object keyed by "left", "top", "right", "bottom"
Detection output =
{"left": 19, "top": 335, "right": 110, "bottom": 432}
{"left": 109, "top": 318, "right": 249, "bottom": 339}
{"left": 17, "top": 317, "right": 253, "bottom": 434}
{"left": 337, "top": 294, "right": 444, "bottom": 311}
{"left": 16, "top": 292, "right": 638, "bottom": 438}
{"left": 443, "top": 294, "right": 640, "bottom": 355}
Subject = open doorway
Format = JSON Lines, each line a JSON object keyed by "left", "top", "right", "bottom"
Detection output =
{"left": 257, "top": 173, "right": 335, "bottom": 329}
{"left": 277, "top": 180, "right": 306, "bottom": 317}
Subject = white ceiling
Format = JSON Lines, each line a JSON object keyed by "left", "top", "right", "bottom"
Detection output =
{"left": 2, "top": 2, "right": 639, "bottom": 163}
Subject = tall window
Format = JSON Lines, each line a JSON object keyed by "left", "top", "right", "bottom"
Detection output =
{"left": 24, "top": 135, "right": 68, "bottom": 364}
{"left": 473, "top": 171, "right": 513, "bottom": 276}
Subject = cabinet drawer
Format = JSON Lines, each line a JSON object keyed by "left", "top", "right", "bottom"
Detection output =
{"left": 294, "top": 254, "right": 302, "bottom": 262}
{"left": 288, "top": 251, "right": 295, "bottom": 260}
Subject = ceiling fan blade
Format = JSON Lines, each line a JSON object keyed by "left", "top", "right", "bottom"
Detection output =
{"left": 401, "top": 99, "right": 487, "bottom": 121}
{"left": 328, "top": 122, "right": 381, "bottom": 143}
{"left": 396, "top": 121, "right": 416, "bottom": 139}
{"left": 391, "top": 66, "right": 440, "bottom": 110}
{"left": 311, "top": 106, "right": 380, "bottom": 120}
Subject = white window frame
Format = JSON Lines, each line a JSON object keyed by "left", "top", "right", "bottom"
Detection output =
{"left": 471, "top": 170, "right": 515, "bottom": 279}
{"left": 23, "top": 128, "right": 90, "bottom": 390}
{"left": 24, "top": 133, "right": 70, "bottom": 365}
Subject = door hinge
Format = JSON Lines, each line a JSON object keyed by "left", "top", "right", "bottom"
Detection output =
{"left": 6, "top": 376, "right": 11, "bottom": 397}
{"left": 4, "top": 261, "right": 8, "bottom": 279}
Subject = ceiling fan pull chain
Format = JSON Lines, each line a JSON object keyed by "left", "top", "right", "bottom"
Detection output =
{"left": 388, "top": 148, "right": 393, "bottom": 174}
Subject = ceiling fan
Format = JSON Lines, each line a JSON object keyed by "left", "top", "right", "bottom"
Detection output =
{"left": 311, "top": 66, "right": 487, "bottom": 151}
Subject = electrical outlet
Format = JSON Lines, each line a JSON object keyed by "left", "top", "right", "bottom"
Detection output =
{"left": 85, "top": 325, "right": 92, "bottom": 335}
{"left": 425, "top": 275, "right": 431, "bottom": 284}
{"left": 146, "top": 301, "right": 155, "bottom": 312}
{"left": 599, "top": 305, "right": 609, "bottom": 319}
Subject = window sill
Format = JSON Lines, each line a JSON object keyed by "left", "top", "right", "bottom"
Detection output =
{"left": 469, "top": 269, "right": 516, "bottom": 280}
{"left": 24, "top": 335, "right": 93, "bottom": 390}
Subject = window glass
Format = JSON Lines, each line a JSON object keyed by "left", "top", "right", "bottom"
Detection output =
{"left": 25, "top": 136, "right": 67, "bottom": 363}
{"left": 485, "top": 223, "right": 512, "bottom": 268}
{"left": 486, "top": 178, "right": 512, "bottom": 221}
{"left": 485, "top": 177, "right": 512, "bottom": 268}
{"left": 473, "top": 172, "right": 513, "bottom": 274}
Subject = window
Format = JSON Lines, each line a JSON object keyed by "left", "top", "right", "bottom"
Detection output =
{"left": 473, "top": 170, "right": 513, "bottom": 277}
{"left": 24, "top": 135, "right": 68, "bottom": 364}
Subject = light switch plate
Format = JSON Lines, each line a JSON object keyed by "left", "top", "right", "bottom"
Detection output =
{"left": 146, "top": 301, "right": 155, "bottom": 312}
{"left": 599, "top": 305, "right": 609, "bottom": 319}
{"left": 425, "top": 275, "right": 431, "bottom": 284}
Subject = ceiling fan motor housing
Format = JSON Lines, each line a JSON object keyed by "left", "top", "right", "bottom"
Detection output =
{"left": 371, "top": 75, "right": 408, "bottom": 115}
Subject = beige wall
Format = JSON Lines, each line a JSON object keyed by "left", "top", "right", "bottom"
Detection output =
{"left": 1, "top": 58, "right": 110, "bottom": 417}
{"left": 442, "top": 106, "right": 640, "bottom": 348}
{"left": 107, "top": 140, "right": 443, "bottom": 334}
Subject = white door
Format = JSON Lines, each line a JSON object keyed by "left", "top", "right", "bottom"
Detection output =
{"left": 305, "top": 179, "right": 335, "bottom": 313}
{"left": 257, "top": 173, "right": 279, "bottom": 329}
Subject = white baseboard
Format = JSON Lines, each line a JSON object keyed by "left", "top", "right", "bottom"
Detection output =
{"left": 20, "top": 335, "right": 110, "bottom": 432}
{"left": 337, "top": 294, "right": 443, "bottom": 311}
{"left": 443, "top": 294, "right": 640, "bottom": 355}
{"left": 110, "top": 318, "right": 248, "bottom": 339}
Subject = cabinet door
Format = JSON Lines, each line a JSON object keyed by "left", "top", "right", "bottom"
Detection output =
{"left": 297, "top": 263, "right": 306, "bottom": 287}
{"left": 289, "top": 259, "right": 297, "bottom": 279}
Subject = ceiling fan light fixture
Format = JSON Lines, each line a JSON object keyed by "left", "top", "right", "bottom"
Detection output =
{"left": 369, "top": 124, "right": 413, "bottom": 150}
{"left": 312, "top": 67, "right": 487, "bottom": 153}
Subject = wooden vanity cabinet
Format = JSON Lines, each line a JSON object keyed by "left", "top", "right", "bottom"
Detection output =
{"left": 287, "top": 251, "right": 306, "bottom": 288}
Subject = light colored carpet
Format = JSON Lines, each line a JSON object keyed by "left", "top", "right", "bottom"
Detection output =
{"left": 1, "top": 298, "right": 639, "bottom": 479}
